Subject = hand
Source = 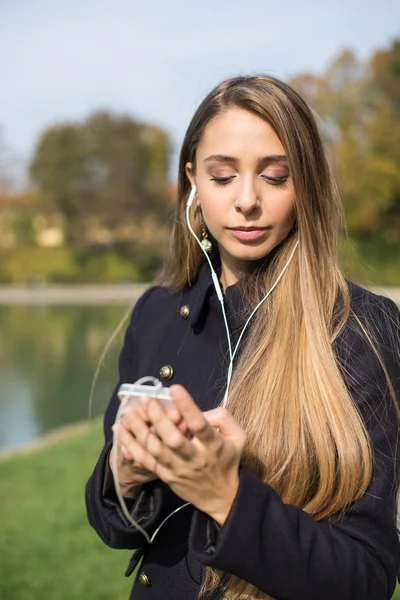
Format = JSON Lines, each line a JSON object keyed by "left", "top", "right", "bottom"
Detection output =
{"left": 119, "top": 384, "right": 246, "bottom": 525}
{"left": 110, "top": 398, "right": 190, "bottom": 498}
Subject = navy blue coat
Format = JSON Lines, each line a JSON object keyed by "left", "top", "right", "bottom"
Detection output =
{"left": 85, "top": 261, "right": 400, "bottom": 600}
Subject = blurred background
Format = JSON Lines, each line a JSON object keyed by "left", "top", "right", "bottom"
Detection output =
{"left": 0, "top": 1, "right": 399, "bottom": 599}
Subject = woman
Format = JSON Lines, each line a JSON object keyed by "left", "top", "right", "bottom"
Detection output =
{"left": 85, "top": 75, "right": 400, "bottom": 600}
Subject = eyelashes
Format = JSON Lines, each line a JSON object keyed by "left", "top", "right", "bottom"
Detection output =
{"left": 261, "top": 175, "right": 289, "bottom": 188}
{"left": 210, "top": 177, "right": 234, "bottom": 187}
{"left": 210, "top": 175, "right": 289, "bottom": 189}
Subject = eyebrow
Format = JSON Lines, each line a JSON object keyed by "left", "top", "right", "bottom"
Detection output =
{"left": 203, "top": 154, "right": 287, "bottom": 167}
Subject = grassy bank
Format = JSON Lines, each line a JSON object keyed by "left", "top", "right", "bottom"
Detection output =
{"left": 0, "top": 422, "right": 399, "bottom": 599}
{"left": 0, "top": 236, "right": 399, "bottom": 286}
{"left": 0, "top": 421, "right": 133, "bottom": 600}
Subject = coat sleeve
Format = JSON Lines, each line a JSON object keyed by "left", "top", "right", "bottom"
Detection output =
{"left": 189, "top": 294, "right": 400, "bottom": 600}
{"left": 85, "top": 287, "right": 170, "bottom": 550}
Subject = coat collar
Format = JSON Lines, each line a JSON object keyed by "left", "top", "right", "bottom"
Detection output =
{"left": 185, "top": 237, "right": 290, "bottom": 328}
{"left": 184, "top": 260, "right": 245, "bottom": 330}
{"left": 186, "top": 261, "right": 215, "bottom": 328}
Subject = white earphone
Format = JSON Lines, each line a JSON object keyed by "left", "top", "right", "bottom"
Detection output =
{"left": 111, "top": 184, "right": 299, "bottom": 545}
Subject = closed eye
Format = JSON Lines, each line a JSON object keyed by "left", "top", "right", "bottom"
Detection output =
{"left": 261, "top": 174, "right": 289, "bottom": 187}
{"left": 210, "top": 176, "right": 235, "bottom": 187}
{"left": 210, "top": 174, "right": 289, "bottom": 188}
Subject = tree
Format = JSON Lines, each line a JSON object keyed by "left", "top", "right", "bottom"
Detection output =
{"left": 289, "top": 40, "right": 400, "bottom": 240}
{"left": 29, "top": 111, "right": 172, "bottom": 245}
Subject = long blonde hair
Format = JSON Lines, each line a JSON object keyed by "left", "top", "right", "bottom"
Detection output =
{"left": 158, "top": 75, "right": 398, "bottom": 600}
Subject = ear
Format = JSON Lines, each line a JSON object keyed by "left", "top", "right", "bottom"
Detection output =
{"left": 185, "top": 162, "right": 196, "bottom": 189}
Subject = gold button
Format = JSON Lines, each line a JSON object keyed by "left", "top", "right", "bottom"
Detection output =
{"left": 179, "top": 304, "right": 190, "bottom": 319}
{"left": 159, "top": 365, "right": 174, "bottom": 381}
{"left": 138, "top": 571, "right": 151, "bottom": 586}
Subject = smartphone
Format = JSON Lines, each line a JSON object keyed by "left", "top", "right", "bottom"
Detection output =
{"left": 117, "top": 383, "right": 175, "bottom": 410}
{"left": 118, "top": 382, "right": 195, "bottom": 439}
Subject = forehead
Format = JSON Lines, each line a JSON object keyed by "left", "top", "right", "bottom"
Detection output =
{"left": 197, "top": 107, "right": 285, "bottom": 158}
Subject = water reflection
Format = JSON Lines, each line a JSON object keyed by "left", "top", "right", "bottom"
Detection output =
{"left": 0, "top": 304, "right": 131, "bottom": 452}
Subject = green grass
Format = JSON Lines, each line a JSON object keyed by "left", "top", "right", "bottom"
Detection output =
{"left": 0, "top": 421, "right": 399, "bottom": 599}
{"left": 0, "top": 421, "right": 133, "bottom": 600}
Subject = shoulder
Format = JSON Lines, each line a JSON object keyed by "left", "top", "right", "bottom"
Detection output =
{"left": 124, "top": 283, "right": 184, "bottom": 337}
{"left": 347, "top": 280, "right": 399, "bottom": 321}
{"left": 344, "top": 280, "right": 399, "bottom": 351}
{"left": 337, "top": 281, "right": 400, "bottom": 403}
{"left": 133, "top": 284, "right": 178, "bottom": 316}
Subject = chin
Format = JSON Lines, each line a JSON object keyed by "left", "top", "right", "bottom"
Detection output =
{"left": 232, "top": 243, "right": 276, "bottom": 262}
{"left": 230, "top": 250, "right": 270, "bottom": 264}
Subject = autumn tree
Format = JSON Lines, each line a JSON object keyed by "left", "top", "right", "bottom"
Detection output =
{"left": 29, "top": 111, "right": 172, "bottom": 245}
{"left": 290, "top": 40, "right": 400, "bottom": 241}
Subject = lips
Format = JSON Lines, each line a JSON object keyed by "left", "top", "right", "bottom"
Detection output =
{"left": 227, "top": 226, "right": 270, "bottom": 241}
{"left": 229, "top": 227, "right": 269, "bottom": 231}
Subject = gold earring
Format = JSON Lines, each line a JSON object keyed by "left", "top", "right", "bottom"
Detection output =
{"left": 198, "top": 207, "right": 212, "bottom": 253}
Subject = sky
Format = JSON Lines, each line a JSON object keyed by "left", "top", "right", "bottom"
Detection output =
{"left": 1, "top": 0, "right": 399, "bottom": 183}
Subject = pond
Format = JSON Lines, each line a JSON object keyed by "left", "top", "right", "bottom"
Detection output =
{"left": 1, "top": 291, "right": 399, "bottom": 453}
{"left": 0, "top": 304, "right": 132, "bottom": 452}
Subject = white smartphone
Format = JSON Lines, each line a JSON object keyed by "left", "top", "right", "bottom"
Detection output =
{"left": 117, "top": 383, "right": 175, "bottom": 410}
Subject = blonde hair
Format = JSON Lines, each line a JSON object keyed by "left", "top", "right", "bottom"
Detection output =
{"left": 158, "top": 75, "right": 399, "bottom": 600}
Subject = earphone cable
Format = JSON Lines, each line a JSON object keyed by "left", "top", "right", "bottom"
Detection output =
{"left": 111, "top": 185, "right": 298, "bottom": 545}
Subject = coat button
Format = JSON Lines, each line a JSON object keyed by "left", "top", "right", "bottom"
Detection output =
{"left": 159, "top": 365, "right": 174, "bottom": 381}
{"left": 138, "top": 571, "right": 151, "bottom": 586}
{"left": 179, "top": 304, "right": 190, "bottom": 319}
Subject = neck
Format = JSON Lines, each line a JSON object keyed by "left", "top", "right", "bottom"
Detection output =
{"left": 217, "top": 243, "right": 283, "bottom": 293}
{"left": 218, "top": 248, "right": 250, "bottom": 292}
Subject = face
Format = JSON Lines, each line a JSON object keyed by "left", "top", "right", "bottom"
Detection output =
{"left": 186, "top": 107, "right": 296, "bottom": 279}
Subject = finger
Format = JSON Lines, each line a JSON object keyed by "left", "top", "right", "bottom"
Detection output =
{"left": 121, "top": 404, "right": 151, "bottom": 432}
{"left": 123, "top": 401, "right": 149, "bottom": 424}
{"left": 146, "top": 398, "right": 195, "bottom": 460}
{"left": 122, "top": 407, "right": 183, "bottom": 469}
{"left": 120, "top": 445, "right": 131, "bottom": 461}
{"left": 138, "top": 396, "right": 186, "bottom": 427}
{"left": 202, "top": 407, "right": 236, "bottom": 434}
{"left": 119, "top": 428, "right": 165, "bottom": 475}
{"left": 168, "top": 385, "right": 215, "bottom": 444}
{"left": 123, "top": 434, "right": 174, "bottom": 486}
{"left": 116, "top": 423, "right": 175, "bottom": 472}
{"left": 148, "top": 421, "right": 190, "bottom": 438}
{"left": 122, "top": 406, "right": 162, "bottom": 450}
{"left": 203, "top": 407, "right": 247, "bottom": 447}
{"left": 176, "top": 417, "right": 191, "bottom": 436}
{"left": 114, "top": 423, "right": 137, "bottom": 458}
{"left": 161, "top": 402, "right": 184, "bottom": 424}
{"left": 112, "top": 424, "right": 139, "bottom": 466}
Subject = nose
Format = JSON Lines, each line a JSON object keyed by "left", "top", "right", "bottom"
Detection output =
{"left": 234, "top": 177, "right": 260, "bottom": 214}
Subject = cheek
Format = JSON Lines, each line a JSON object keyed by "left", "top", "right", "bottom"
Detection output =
{"left": 197, "top": 192, "right": 225, "bottom": 227}
{"left": 270, "top": 190, "right": 296, "bottom": 226}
